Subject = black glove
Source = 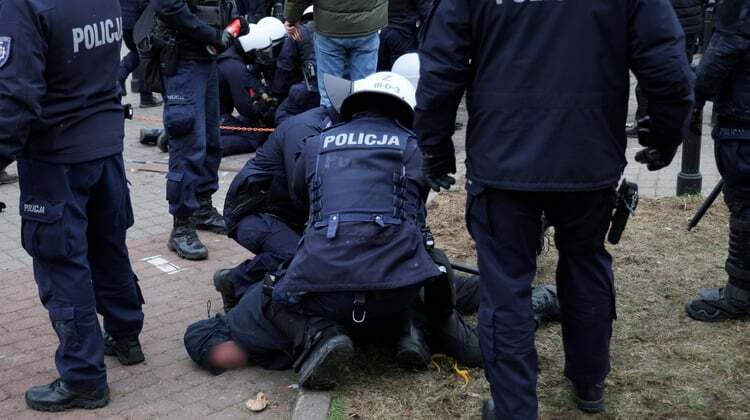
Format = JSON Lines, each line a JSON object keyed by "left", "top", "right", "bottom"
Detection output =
{"left": 635, "top": 145, "right": 678, "bottom": 171}
{"left": 422, "top": 148, "right": 457, "bottom": 192}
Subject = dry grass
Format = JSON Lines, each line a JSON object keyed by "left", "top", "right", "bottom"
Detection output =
{"left": 330, "top": 187, "right": 750, "bottom": 419}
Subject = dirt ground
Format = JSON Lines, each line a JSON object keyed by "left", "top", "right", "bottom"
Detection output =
{"left": 329, "top": 187, "right": 750, "bottom": 420}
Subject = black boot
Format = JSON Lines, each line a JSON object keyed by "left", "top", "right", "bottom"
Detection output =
{"left": 139, "top": 128, "right": 162, "bottom": 146}
{"left": 213, "top": 269, "right": 237, "bottom": 313}
{"left": 395, "top": 315, "right": 431, "bottom": 371}
{"left": 25, "top": 379, "right": 109, "bottom": 412}
{"left": 686, "top": 284, "right": 750, "bottom": 322}
{"left": 139, "top": 94, "right": 163, "bottom": 108}
{"left": 481, "top": 399, "right": 496, "bottom": 420}
{"left": 430, "top": 309, "right": 483, "bottom": 368}
{"left": 191, "top": 194, "right": 227, "bottom": 234}
{"left": 157, "top": 130, "right": 169, "bottom": 153}
{"left": 532, "top": 284, "right": 561, "bottom": 328}
{"left": 103, "top": 332, "right": 145, "bottom": 366}
{"left": 263, "top": 300, "right": 354, "bottom": 390}
{"left": 574, "top": 382, "right": 606, "bottom": 413}
{"left": 168, "top": 217, "right": 208, "bottom": 260}
{"left": 0, "top": 169, "right": 18, "bottom": 185}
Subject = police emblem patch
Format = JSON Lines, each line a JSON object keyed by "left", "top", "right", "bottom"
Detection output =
{"left": 0, "top": 37, "right": 11, "bottom": 68}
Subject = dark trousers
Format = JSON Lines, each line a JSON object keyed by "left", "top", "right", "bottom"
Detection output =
{"left": 230, "top": 213, "right": 300, "bottom": 298}
{"left": 220, "top": 115, "right": 267, "bottom": 157}
{"left": 163, "top": 59, "right": 222, "bottom": 217}
{"left": 635, "top": 33, "right": 698, "bottom": 120}
{"left": 377, "top": 24, "right": 418, "bottom": 72}
{"left": 17, "top": 155, "right": 144, "bottom": 391}
{"left": 466, "top": 186, "right": 616, "bottom": 420}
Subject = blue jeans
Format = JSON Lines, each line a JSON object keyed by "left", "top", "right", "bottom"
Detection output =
{"left": 162, "top": 59, "right": 222, "bottom": 217}
{"left": 314, "top": 32, "right": 380, "bottom": 107}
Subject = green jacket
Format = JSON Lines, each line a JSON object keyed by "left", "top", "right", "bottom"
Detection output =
{"left": 285, "top": 0, "right": 387, "bottom": 37}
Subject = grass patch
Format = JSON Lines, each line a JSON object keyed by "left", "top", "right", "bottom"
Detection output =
{"left": 329, "top": 187, "right": 750, "bottom": 419}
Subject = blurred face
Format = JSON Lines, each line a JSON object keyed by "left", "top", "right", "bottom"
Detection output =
{"left": 209, "top": 341, "right": 248, "bottom": 370}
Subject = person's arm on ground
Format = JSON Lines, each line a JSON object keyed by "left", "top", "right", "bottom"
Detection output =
{"left": 413, "top": 0, "right": 471, "bottom": 191}
{"left": 628, "top": 0, "right": 695, "bottom": 171}
{"left": 0, "top": 0, "right": 46, "bottom": 170}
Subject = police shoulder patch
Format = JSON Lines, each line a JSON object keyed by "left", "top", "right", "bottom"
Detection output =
{"left": 0, "top": 37, "right": 11, "bottom": 68}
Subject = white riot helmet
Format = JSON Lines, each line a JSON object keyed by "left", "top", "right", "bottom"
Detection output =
{"left": 302, "top": 5, "right": 314, "bottom": 20}
{"left": 325, "top": 72, "right": 417, "bottom": 127}
{"left": 238, "top": 24, "right": 272, "bottom": 53}
{"left": 391, "top": 53, "right": 420, "bottom": 89}
{"left": 257, "top": 17, "right": 286, "bottom": 45}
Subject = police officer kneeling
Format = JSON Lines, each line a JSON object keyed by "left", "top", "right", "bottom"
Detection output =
{"left": 686, "top": 0, "right": 750, "bottom": 322}
{"left": 258, "top": 72, "right": 481, "bottom": 389}
{"left": 0, "top": 0, "right": 145, "bottom": 411}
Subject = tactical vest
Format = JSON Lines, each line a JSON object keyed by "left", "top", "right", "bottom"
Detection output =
{"left": 188, "top": 0, "right": 235, "bottom": 29}
{"left": 310, "top": 119, "right": 409, "bottom": 240}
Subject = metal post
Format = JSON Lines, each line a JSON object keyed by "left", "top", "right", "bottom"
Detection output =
{"left": 676, "top": 105, "right": 704, "bottom": 196}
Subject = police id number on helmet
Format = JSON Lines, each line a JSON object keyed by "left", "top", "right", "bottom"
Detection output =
{"left": 72, "top": 17, "right": 123, "bottom": 53}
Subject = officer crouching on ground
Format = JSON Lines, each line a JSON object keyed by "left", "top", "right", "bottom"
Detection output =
{"left": 686, "top": 0, "right": 750, "bottom": 322}
{"left": 217, "top": 25, "right": 277, "bottom": 157}
{"left": 415, "top": 0, "right": 694, "bottom": 418}
{"left": 0, "top": 0, "right": 146, "bottom": 411}
{"left": 150, "top": 0, "right": 249, "bottom": 260}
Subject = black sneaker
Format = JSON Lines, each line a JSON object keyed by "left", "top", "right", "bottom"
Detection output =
{"left": 139, "top": 128, "right": 162, "bottom": 146}
{"left": 685, "top": 285, "right": 750, "bottom": 322}
{"left": 191, "top": 195, "right": 227, "bottom": 235}
{"left": 213, "top": 269, "right": 237, "bottom": 313}
{"left": 297, "top": 333, "right": 354, "bottom": 390}
{"left": 103, "top": 332, "right": 145, "bottom": 366}
{"left": 25, "top": 379, "right": 109, "bottom": 412}
{"left": 575, "top": 382, "right": 606, "bottom": 413}
{"left": 168, "top": 218, "right": 208, "bottom": 260}
{"left": 0, "top": 170, "right": 18, "bottom": 185}
{"left": 481, "top": 399, "right": 496, "bottom": 420}
{"left": 395, "top": 321, "right": 431, "bottom": 371}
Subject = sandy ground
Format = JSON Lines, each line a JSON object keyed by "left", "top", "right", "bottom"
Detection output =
{"left": 328, "top": 187, "right": 750, "bottom": 419}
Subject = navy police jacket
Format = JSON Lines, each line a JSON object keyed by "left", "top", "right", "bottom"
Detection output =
{"left": 275, "top": 113, "right": 439, "bottom": 295}
{"left": 224, "top": 107, "right": 336, "bottom": 236}
{"left": 415, "top": 0, "right": 694, "bottom": 191}
{"left": 0, "top": 0, "right": 125, "bottom": 168}
{"left": 121, "top": 0, "right": 148, "bottom": 30}
{"left": 695, "top": 0, "right": 750, "bottom": 128}
{"left": 272, "top": 23, "right": 315, "bottom": 100}
{"left": 218, "top": 47, "right": 267, "bottom": 122}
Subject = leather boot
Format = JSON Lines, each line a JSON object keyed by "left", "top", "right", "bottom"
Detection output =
{"left": 167, "top": 217, "right": 208, "bottom": 260}
{"left": 191, "top": 194, "right": 227, "bottom": 235}
{"left": 213, "top": 269, "right": 237, "bottom": 313}
{"left": 103, "top": 332, "right": 145, "bottom": 366}
{"left": 25, "top": 379, "right": 109, "bottom": 412}
{"left": 395, "top": 314, "right": 431, "bottom": 370}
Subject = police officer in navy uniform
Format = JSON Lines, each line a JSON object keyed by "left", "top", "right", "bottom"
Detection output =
{"left": 214, "top": 105, "right": 337, "bottom": 311}
{"left": 686, "top": 0, "right": 750, "bottom": 322}
{"left": 0, "top": 0, "right": 146, "bottom": 411}
{"left": 377, "top": 0, "right": 432, "bottom": 71}
{"left": 252, "top": 72, "right": 481, "bottom": 389}
{"left": 150, "top": 0, "right": 249, "bottom": 260}
{"left": 119, "top": 0, "right": 162, "bottom": 108}
{"left": 272, "top": 6, "right": 321, "bottom": 124}
{"left": 217, "top": 26, "right": 276, "bottom": 157}
{"left": 415, "top": 0, "right": 694, "bottom": 417}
